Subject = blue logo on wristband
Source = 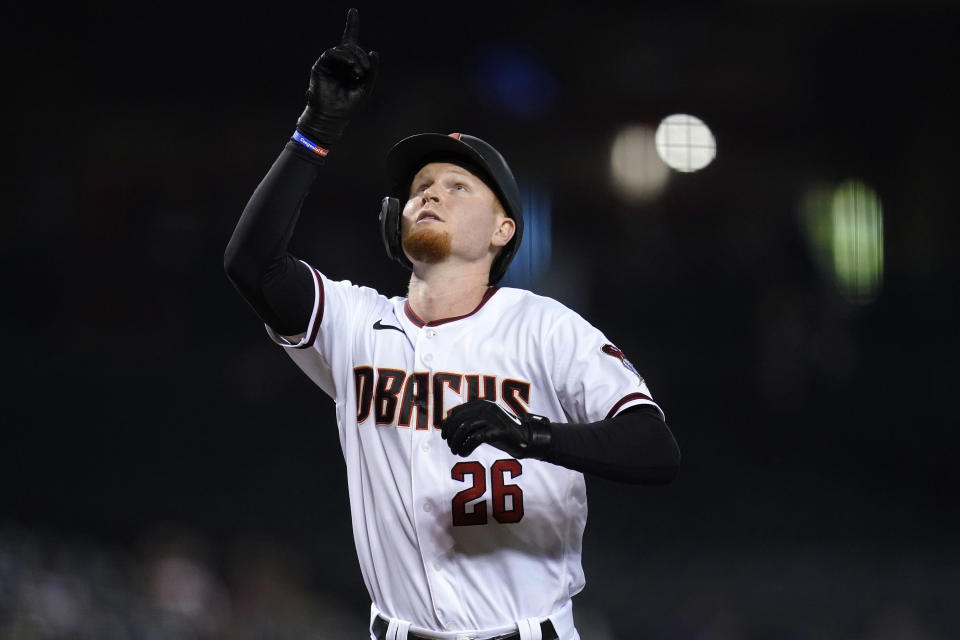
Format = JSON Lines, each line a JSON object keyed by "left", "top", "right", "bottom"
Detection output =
{"left": 293, "top": 130, "right": 329, "bottom": 157}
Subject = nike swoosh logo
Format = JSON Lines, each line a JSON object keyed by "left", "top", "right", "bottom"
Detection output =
{"left": 373, "top": 319, "right": 404, "bottom": 333}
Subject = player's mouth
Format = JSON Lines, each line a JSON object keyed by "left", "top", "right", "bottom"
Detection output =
{"left": 416, "top": 210, "right": 443, "bottom": 223}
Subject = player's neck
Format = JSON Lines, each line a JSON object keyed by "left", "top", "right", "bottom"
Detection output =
{"left": 407, "top": 265, "right": 492, "bottom": 323}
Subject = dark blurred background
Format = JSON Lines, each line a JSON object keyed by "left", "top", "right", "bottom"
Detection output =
{"left": 3, "top": 2, "right": 959, "bottom": 638}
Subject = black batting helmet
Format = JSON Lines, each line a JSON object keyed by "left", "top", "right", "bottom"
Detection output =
{"left": 378, "top": 132, "right": 524, "bottom": 285}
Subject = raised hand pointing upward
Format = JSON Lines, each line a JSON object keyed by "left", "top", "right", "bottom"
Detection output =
{"left": 296, "top": 7, "right": 380, "bottom": 147}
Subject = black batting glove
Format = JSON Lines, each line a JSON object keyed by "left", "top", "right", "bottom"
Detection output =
{"left": 440, "top": 400, "right": 552, "bottom": 460}
{"left": 296, "top": 7, "right": 380, "bottom": 145}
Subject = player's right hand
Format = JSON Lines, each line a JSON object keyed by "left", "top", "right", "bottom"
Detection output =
{"left": 296, "top": 7, "right": 380, "bottom": 145}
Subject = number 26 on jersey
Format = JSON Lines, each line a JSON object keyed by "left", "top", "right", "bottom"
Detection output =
{"left": 451, "top": 459, "right": 524, "bottom": 526}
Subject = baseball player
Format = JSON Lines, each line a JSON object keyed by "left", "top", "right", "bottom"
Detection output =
{"left": 224, "top": 9, "right": 680, "bottom": 640}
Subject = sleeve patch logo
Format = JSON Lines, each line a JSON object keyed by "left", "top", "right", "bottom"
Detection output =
{"left": 602, "top": 344, "right": 644, "bottom": 384}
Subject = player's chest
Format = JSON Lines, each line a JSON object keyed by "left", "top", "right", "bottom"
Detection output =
{"left": 357, "top": 319, "right": 539, "bottom": 374}
{"left": 351, "top": 322, "right": 543, "bottom": 430}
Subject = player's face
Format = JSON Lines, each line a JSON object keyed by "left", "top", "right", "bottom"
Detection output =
{"left": 401, "top": 162, "right": 514, "bottom": 267}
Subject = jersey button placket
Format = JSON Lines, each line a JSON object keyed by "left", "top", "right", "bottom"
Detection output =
{"left": 420, "top": 327, "right": 437, "bottom": 366}
{"left": 411, "top": 323, "right": 451, "bottom": 625}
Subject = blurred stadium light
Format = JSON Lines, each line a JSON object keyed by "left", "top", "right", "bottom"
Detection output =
{"left": 609, "top": 125, "right": 670, "bottom": 203}
{"left": 655, "top": 114, "right": 717, "bottom": 172}
{"left": 800, "top": 179, "right": 884, "bottom": 303}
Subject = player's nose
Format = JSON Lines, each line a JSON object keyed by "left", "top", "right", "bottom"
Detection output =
{"left": 421, "top": 185, "right": 440, "bottom": 203}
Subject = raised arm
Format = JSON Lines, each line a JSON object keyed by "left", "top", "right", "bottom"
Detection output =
{"left": 224, "top": 8, "right": 379, "bottom": 336}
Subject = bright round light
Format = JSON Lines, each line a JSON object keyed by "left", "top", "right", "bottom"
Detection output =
{"left": 609, "top": 125, "right": 670, "bottom": 202}
{"left": 655, "top": 114, "right": 716, "bottom": 172}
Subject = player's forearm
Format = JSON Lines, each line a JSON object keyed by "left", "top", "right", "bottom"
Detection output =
{"left": 223, "top": 142, "right": 325, "bottom": 334}
{"left": 225, "top": 142, "right": 323, "bottom": 282}
{"left": 546, "top": 405, "right": 680, "bottom": 485}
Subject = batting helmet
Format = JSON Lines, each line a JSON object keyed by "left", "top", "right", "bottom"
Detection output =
{"left": 379, "top": 132, "right": 523, "bottom": 285}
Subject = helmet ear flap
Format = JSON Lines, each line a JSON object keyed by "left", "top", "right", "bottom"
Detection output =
{"left": 379, "top": 197, "right": 412, "bottom": 268}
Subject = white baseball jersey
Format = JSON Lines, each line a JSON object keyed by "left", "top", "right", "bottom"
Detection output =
{"left": 266, "top": 261, "right": 662, "bottom": 639}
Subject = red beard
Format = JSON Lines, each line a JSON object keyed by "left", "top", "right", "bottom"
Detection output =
{"left": 403, "top": 227, "right": 452, "bottom": 264}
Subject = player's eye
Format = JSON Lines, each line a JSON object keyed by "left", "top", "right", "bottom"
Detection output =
{"left": 454, "top": 183, "right": 467, "bottom": 191}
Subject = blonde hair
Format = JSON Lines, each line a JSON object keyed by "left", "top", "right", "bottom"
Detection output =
{"left": 493, "top": 195, "right": 506, "bottom": 217}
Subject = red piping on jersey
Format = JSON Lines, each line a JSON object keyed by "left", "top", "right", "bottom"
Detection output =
{"left": 605, "top": 392, "right": 653, "bottom": 419}
{"left": 295, "top": 265, "right": 325, "bottom": 349}
{"left": 404, "top": 286, "right": 500, "bottom": 327}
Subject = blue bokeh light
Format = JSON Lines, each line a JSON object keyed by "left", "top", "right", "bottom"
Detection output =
{"left": 501, "top": 183, "right": 552, "bottom": 289}
{"left": 468, "top": 46, "right": 558, "bottom": 118}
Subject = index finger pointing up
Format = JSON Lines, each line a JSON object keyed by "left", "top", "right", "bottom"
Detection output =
{"left": 341, "top": 7, "right": 360, "bottom": 45}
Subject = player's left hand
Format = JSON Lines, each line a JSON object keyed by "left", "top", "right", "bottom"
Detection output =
{"left": 440, "top": 400, "right": 552, "bottom": 459}
{"left": 296, "top": 7, "right": 380, "bottom": 144}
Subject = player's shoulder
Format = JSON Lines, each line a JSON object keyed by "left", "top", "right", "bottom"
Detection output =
{"left": 317, "top": 271, "right": 397, "bottom": 312}
{"left": 491, "top": 286, "right": 584, "bottom": 325}
{"left": 319, "top": 272, "right": 385, "bottom": 298}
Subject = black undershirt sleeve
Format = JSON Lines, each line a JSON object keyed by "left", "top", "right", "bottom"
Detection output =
{"left": 224, "top": 142, "right": 327, "bottom": 336}
{"left": 544, "top": 404, "right": 680, "bottom": 485}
